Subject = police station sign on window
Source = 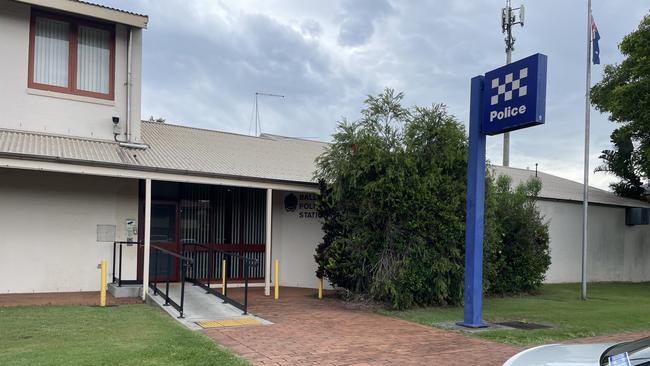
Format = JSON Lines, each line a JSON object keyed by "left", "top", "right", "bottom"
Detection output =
{"left": 482, "top": 53, "right": 547, "bottom": 135}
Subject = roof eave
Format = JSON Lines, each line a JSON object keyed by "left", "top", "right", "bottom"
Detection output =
{"left": 0, "top": 151, "right": 318, "bottom": 190}
{"left": 14, "top": 0, "right": 149, "bottom": 28}
{"left": 537, "top": 196, "right": 650, "bottom": 209}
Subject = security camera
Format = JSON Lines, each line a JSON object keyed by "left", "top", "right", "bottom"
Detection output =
{"left": 112, "top": 116, "right": 121, "bottom": 136}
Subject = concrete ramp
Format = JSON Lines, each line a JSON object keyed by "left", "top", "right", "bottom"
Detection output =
{"left": 147, "top": 282, "right": 270, "bottom": 330}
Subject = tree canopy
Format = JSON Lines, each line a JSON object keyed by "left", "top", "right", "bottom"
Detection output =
{"left": 314, "top": 89, "right": 550, "bottom": 309}
{"left": 591, "top": 13, "right": 650, "bottom": 199}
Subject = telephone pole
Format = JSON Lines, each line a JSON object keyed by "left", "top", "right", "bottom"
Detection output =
{"left": 501, "top": 0, "right": 525, "bottom": 166}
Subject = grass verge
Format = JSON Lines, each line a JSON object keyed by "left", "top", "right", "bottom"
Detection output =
{"left": 382, "top": 282, "right": 650, "bottom": 346}
{"left": 0, "top": 303, "right": 250, "bottom": 366}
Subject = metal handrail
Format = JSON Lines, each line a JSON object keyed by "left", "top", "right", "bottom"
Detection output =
{"left": 112, "top": 241, "right": 143, "bottom": 287}
{"left": 184, "top": 242, "right": 260, "bottom": 264}
{"left": 111, "top": 241, "right": 258, "bottom": 317}
{"left": 149, "top": 244, "right": 194, "bottom": 318}
{"left": 183, "top": 243, "right": 259, "bottom": 314}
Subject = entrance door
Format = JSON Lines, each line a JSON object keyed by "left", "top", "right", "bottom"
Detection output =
{"left": 149, "top": 202, "right": 179, "bottom": 282}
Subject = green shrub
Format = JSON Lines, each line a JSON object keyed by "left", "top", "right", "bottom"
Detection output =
{"left": 314, "top": 89, "right": 551, "bottom": 309}
{"left": 488, "top": 175, "right": 551, "bottom": 294}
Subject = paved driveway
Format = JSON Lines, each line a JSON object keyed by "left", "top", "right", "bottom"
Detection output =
{"left": 204, "top": 287, "right": 520, "bottom": 366}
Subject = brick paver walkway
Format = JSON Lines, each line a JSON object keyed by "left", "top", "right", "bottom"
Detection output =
{"left": 204, "top": 287, "right": 520, "bottom": 366}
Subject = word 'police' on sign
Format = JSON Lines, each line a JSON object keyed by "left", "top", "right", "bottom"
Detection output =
{"left": 482, "top": 53, "right": 547, "bottom": 135}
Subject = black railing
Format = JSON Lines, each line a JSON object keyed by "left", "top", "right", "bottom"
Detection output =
{"left": 184, "top": 243, "right": 259, "bottom": 315}
{"left": 149, "top": 244, "right": 194, "bottom": 318}
{"left": 112, "top": 241, "right": 143, "bottom": 287}
{"left": 111, "top": 241, "right": 257, "bottom": 316}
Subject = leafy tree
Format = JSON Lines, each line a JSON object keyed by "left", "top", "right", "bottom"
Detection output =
{"left": 591, "top": 13, "right": 650, "bottom": 199}
{"left": 490, "top": 175, "right": 550, "bottom": 294}
{"left": 314, "top": 89, "right": 550, "bottom": 308}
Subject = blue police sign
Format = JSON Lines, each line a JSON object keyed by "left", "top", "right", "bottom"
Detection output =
{"left": 460, "top": 53, "right": 547, "bottom": 329}
{"left": 482, "top": 53, "right": 547, "bottom": 135}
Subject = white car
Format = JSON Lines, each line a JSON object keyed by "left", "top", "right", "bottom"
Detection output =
{"left": 504, "top": 336, "right": 650, "bottom": 365}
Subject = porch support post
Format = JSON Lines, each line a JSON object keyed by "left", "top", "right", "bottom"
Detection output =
{"left": 141, "top": 178, "right": 152, "bottom": 301}
{"left": 264, "top": 188, "right": 272, "bottom": 296}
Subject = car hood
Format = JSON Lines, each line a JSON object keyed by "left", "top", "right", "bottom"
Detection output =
{"left": 503, "top": 343, "right": 613, "bottom": 366}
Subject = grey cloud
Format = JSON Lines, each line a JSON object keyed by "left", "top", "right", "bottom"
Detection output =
{"left": 98, "top": 0, "right": 647, "bottom": 189}
{"left": 338, "top": 18, "right": 375, "bottom": 47}
{"left": 337, "top": 0, "right": 394, "bottom": 47}
{"left": 129, "top": 1, "right": 363, "bottom": 140}
{"left": 301, "top": 19, "right": 322, "bottom": 38}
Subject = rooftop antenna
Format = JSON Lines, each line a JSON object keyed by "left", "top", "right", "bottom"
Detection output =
{"left": 501, "top": 0, "right": 525, "bottom": 167}
{"left": 250, "top": 92, "right": 285, "bottom": 136}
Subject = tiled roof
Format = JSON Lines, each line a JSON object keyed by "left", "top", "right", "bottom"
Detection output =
{"left": 139, "top": 122, "right": 327, "bottom": 183}
{"left": 0, "top": 121, "right": 327, "bottom": 184}
{"left": 0, "top": 122, "right": 646, "bottom": 208}
{"left": 491, "top": 165, "right": 650, "bottom": 208}
{"left": 74, "top": 0, "right": 147, "bottom": 18}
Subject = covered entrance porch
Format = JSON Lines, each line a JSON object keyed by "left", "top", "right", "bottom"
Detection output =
{"left": 116, "top": 175, "right": 324, "bottom": 319}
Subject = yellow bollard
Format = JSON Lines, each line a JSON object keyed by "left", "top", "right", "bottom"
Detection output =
{"left": 100, "top": 260, "right": 107, "bottom": 307}
{"left": 274, "top": 259, "right": 279, "bottom": 300}
{"left": 318, "top": 277, "right": 323, "bottom": 299}
{"left": 222, "top": 259, "right": 227, "bottom": 295}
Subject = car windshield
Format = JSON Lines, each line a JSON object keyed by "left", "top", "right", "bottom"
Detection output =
{"left": 601, "top": 337, "right": 650, "bottom": 366}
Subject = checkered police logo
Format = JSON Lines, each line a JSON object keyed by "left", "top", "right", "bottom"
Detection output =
{"left": 490, "top": 67, "right": 528, "bottom": 106}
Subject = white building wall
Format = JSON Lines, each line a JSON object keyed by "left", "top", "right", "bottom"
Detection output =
{"left": 268, "top": 190, "right": 650, "bottom": 288}
{"left": 0, "top": 1, "right": 143, "bottom": 142}
{"left": 0, "top": 168, "right": 138, "bottom": 293}
{"left": 271, "top": 190, "right": 328, "bottom": 289}
{"left": 539, "top": 200, "right": 650, "bottom": 283}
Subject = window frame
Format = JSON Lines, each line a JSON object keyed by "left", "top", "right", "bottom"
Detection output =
{"left": 28, "top": 9, "right": 116, "bottom": 100}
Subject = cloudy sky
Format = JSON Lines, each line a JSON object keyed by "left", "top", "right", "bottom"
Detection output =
{"left": 102, "top": 0, "right": 649, "bottom": 190}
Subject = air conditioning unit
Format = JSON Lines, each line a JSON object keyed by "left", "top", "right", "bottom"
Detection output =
{"left": 625, "top": 207, "right": 649, "bottom": 226}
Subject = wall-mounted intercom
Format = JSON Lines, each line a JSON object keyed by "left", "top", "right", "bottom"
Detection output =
{"left": 126, "top": 219, "right": 137, "bottom": 242}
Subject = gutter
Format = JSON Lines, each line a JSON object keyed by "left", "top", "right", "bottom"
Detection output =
{"left": 119, "top": 142, "right": 149, "bottom": 150}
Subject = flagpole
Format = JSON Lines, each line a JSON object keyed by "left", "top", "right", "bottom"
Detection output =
{"left": 581, "top": 0, "right": 592, "bottom": 301}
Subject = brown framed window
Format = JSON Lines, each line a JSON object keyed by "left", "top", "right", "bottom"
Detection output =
{"left": 28, "top": 9, "right": 116, "bottom": 100}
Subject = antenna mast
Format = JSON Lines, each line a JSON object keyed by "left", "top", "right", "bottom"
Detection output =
{"left": 501, "top": 0, "right": 525, "bottom": 167}
{"left": 253, "top": 92, "right": 285, "bottom": 136}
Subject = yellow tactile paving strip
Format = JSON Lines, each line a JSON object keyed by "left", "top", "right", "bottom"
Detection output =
{"left": 197, "top": 318, "right": 261, "bottom": 328}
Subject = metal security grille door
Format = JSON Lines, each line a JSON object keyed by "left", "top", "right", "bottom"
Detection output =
{"left": 170, "top": 183, "right": 266, "bottom": 281}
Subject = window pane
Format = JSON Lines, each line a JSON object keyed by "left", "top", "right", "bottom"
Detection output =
{"left": 77, "top": 26, "right": 110, "bottom": 94}
{"left": 34, "top": 17, "right": 69, "bottom": 87}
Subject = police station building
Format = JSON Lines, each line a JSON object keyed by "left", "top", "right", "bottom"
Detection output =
{"left": 1, "top": 0, "right": 650, "bottom": 301}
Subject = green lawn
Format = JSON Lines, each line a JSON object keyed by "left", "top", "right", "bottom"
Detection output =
{"left": 383, "top": 282, "right": 650, "bottom": 346}
{"left": 0, "top": 303, "right": 249, "bottom": 366}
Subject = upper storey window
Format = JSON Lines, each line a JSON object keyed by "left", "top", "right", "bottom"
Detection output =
{"left": 28, "top": 10, "right": 115, "bottom": 100}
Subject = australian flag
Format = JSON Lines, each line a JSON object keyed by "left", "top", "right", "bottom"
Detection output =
{"left": 592, "top": 15, "right": 601, "bottom": 65}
